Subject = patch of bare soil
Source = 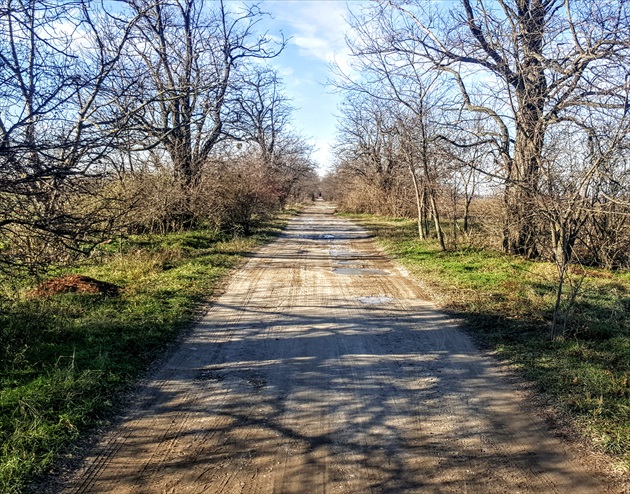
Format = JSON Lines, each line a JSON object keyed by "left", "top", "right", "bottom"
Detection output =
{"left": 58, "top": 203, "right": 623, "bottom": 493}
{"left": 27, "top": 274, "right": 120, "bottom": 298}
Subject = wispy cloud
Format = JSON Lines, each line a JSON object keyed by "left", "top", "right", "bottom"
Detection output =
{"left": 259, "top": 1, "right": 368, "bottom": 171}
{"left": 268, "top": 1, "right": 353, "bottom": 65}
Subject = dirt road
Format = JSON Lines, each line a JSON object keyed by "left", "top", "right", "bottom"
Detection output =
{"left": 62, "top": 203, "right": 610, "bottom": 493}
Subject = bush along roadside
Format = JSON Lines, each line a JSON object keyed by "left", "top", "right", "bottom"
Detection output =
{"left": 0, "top": 213, "right": 293, "bottom": 494}
{"left": 346, "top": 213, "right": 630, "bottom": 470}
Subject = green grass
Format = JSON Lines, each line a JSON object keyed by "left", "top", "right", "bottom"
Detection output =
{"left": 0, "top": 216, "right": 289, "bottom": 493}
{"left": 348, "top": 214, "right": 630, "bottom": 469}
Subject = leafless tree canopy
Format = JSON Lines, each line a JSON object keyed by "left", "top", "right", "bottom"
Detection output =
{"left": 0, "top": 0, "right": 137, "bottom": 271}
{"left": 108, "top": 0, "right": 286, "bottom": 188}
{"left": 0, "top": 0, "right": 316, "bottom": 273}
{"left": 329, "top": 0, "right": 630, "bottom": 270}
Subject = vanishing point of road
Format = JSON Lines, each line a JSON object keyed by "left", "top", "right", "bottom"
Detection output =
{"left": 62, "top": 202, "right": 611, "bottom": 493}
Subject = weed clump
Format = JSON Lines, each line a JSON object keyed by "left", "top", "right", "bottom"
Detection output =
{"left": 26, "top": 275, "right": 120, "bottom": 298}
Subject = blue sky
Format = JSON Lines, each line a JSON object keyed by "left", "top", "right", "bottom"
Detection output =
{"left": 257, "top": 1, "right": 365, "bottom": 174}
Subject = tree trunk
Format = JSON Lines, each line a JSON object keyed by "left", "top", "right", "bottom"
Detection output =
{"left": 429, "top": 188, "right": 445, "bottom": 251}
{"left": 504, "top": 0, "right": 547, "bottom": 258}
{"left": 550, "top": 259, "right": 566, "bottom": 340}
{"left": 452, "top": 189, "right": 457, "bottom": 249}
{"left": 463, "top": 196, "right": 471, "bottom": 233}
{"left": 408, "top": 164, "right": 425, "bottom": 240}
{"left": 506, "top": 115, "right": 544, "bottom": 257}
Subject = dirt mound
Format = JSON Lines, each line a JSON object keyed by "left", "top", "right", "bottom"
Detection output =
{"left": 27, "top": 274, "right": 120, "bottom": 298}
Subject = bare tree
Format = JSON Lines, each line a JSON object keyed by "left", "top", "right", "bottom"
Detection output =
{"left": 225, "top": 64, "right": 316, "bottom": 206}
{"left": 110, "top": 0, "right": 284, "bottom": 195}
{"left": 389, "top": 108, "right": 447, "bottom": 248}
{"left": 394, "top": 114, "right": 428, "bottom": 240}
{"left": 332, "top": 44, "right": 450, "bottom": 246}
{"left": 267, "top": 134, "right": 317, "bottom": 206}
{"left": 333, "top": 93, "right": 409, "bottom": 216}
{"left": 535, "top": 112, "right": 630, "bottom": 337}
{"left": 231, "top": 65, "right": 292, "bottom": 164}
{"left": 0, "top": 0, "right": 137, "bottom": 271}
{"left": 350, "top": 0, "right": 630, "bottom": 257}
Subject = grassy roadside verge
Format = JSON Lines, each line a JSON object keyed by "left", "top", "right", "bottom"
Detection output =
{"left": 0, "top": 213, "right": 294, "bottom": 493}
{"left": 346, "top": 214, "right": 630, "bottom": 470}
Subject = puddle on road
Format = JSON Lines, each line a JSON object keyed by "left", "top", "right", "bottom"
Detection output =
{"left": 333, "top": 268, "right": 390, "bottom": 276}
{"left": 297, "top": 234, "right": 338, "bottom": 240}
{"left": 336, "top": 260, "right": 362, "bottom": 266}
{"left": 357, "top": 296, "right": 394, "bottom": 305}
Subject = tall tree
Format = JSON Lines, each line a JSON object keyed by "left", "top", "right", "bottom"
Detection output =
{"left": 0, "top": 0, "right": 135, "bottom": 270}
{"left": 230, "top": 65, "right": 315, "bottom": 205}
{"left": 232, "top": 65, "right": 293, "bottom": 166}
{"left": 351, "top": 0, "right": 630, "bottom": 256}
{"left": 112, "top": 0, "right": 284, "bottom": 191}
{"left": 332, "top": 39, "right": 449, "bottom": 245}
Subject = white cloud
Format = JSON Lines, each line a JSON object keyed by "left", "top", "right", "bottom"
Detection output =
{"left": 258, "top": 1, "right": 370, "bottom": 170}
{"left": 293, "top": 35, "right": 332, "bottom": 61}
{"left": 311, "top": 137, "right": 335, "bottom": 175}
{"left": 268, "top": 1, "right": 353, "bottom": 64}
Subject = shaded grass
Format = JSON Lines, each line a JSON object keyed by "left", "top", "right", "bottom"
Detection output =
{"left": 0, "top": 216, "right": 289, "bottom": 493}
{"left": 348, "top": 213, "right": 630, "bottom": 468}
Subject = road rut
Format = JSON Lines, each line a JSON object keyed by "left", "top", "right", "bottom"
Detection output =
{"left": 62, "top": 202, "right": 609, "bottom": 493}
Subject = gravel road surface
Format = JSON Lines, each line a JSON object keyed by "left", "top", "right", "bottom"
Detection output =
{"left": 62, "top": 202, "right": 610, "bottom": 493}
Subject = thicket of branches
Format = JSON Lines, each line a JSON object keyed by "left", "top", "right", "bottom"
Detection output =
{"left": 328, "top": 0, "right": 630, "bottom": 337}
{"left": 0, "top": 0, "right": 317, "bottom": 275}
{"left": 329, "top": 0, "right": 630, "bottom": 270}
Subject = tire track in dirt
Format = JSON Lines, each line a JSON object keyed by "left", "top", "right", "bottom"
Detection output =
{"left": 61, "top": 202, "right": 613, "bottom": 493}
